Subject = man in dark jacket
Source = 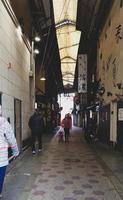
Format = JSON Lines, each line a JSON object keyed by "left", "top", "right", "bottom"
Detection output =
{"left": 28, "top": 109, "right": 44, "bottom": 154}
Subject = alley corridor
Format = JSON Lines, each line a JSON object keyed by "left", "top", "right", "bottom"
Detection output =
{"left": 3, "top": 128, "right": 123, "bottom": 200}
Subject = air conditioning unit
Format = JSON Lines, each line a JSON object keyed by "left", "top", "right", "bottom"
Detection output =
{"left": 29, "top": 70, "right": 33, "bottom": 78}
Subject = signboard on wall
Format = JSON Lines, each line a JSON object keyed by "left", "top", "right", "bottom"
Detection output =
{"left": 78, "top": 54, "right": 87, "bottom": 93}
{"left": 118, "top": 108, "right": 123, "bottom": 121}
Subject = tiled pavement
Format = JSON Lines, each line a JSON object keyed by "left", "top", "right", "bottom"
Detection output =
{"left": 4, "top": 128, "right": 123, "bottom": 200}
{"left": 27, "top": 128, "right": 121, "bottom": 200}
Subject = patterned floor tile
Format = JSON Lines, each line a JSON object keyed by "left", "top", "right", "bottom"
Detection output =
{"left": 27, "top": 130, "right": 122, "bottom": 200}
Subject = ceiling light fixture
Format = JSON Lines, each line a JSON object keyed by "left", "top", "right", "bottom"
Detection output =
{"left": 40, "top": 77, "right": 46, "bottom": 81}
{"left": 34, "top": 35, "right": 41, "bottom": 42}
{"left": 34, "top": 49, "right": 40, "bottom": 54}
{"left": 16, "top": 25, "right": 22, "bottom": 41}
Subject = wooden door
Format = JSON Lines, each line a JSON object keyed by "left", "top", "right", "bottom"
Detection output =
{"left": 14, "top": 99, "right": 22, "bottom": 151}
{"left": 110, "top": 102, "right": 117, "bottom": 143}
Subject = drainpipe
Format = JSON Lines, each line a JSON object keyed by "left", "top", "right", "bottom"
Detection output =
{"left": 30, "top": 40, "right": 35, "bottom": 112}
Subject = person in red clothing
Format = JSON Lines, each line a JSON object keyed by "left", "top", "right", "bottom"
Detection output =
{"left": 61, "top": 113, "right": 72, "bottom": 142}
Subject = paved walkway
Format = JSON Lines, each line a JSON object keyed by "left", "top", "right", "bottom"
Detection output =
{"left": 3, "top": 128, "right": 123, "bottom": 200}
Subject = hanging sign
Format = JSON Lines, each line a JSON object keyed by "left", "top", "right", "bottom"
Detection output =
{"left": 78, "top": 54, "right": 87, "bottom": 93}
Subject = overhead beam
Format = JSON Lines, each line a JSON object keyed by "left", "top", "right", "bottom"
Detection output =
{"left": 61, "top": 56, "right": 76, "bottom": 61}
{"left": 61, "top": 62, "right": 76, "bottom": 64}
{"left": 59, "top": 43, "right": 79, "bottom": 51}
{"left": 55, "top": 19, "right": 76, "bottom": 29}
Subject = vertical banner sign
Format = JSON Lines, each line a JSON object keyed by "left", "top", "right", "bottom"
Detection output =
{"left": 78, "top": 54, "right": 87, "bottom": 93}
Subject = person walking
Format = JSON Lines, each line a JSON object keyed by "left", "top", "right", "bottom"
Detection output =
{"left": 28, "top": 109, "right": 44, "bottom": 154}
{"left": 0, "top": 105, "right": 19, "bottom": 198}
{"left": 61, "top": 113, "right": 72, "bottom": 142}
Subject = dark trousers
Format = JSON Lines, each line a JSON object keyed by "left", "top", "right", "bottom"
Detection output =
{"left": 0, "top": 166, "right": 7, "bottom": 193}
{"left": 64, "top": 128, "right": 70, "bottom": 142}
{"left": 31, "top": 129, "right": 42, "bottom": 151}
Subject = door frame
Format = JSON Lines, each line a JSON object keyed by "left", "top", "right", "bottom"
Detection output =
{"left": 14, "top": 98, "right": 22, "bottom": 150}
{"left": 110, "top": 101, "right": 117, "bottom": 143}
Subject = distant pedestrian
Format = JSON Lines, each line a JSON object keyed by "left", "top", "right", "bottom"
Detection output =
{"left": 61, "top": 113, "right": 72, "bottom": 142}
{"left": 0, "top": 105, "right": 19, "bottom": 198}
{"left": 28, "top": 109, "right": 44, "bottom": 154}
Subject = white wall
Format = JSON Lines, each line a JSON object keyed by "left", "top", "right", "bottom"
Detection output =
{"left": 97, "top": 0, "right": 123, "bottom": 104}
{"left": 0, "top": 1, "right": 34, "bottom": 140}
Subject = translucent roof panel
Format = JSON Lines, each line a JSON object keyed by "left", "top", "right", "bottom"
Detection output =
{"left": 53, "top": 0, "right": 81, "bottom": 88}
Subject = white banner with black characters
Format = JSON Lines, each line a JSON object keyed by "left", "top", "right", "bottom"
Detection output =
{"left": 78, "top": 54, "right": 87, "bottom": 93}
